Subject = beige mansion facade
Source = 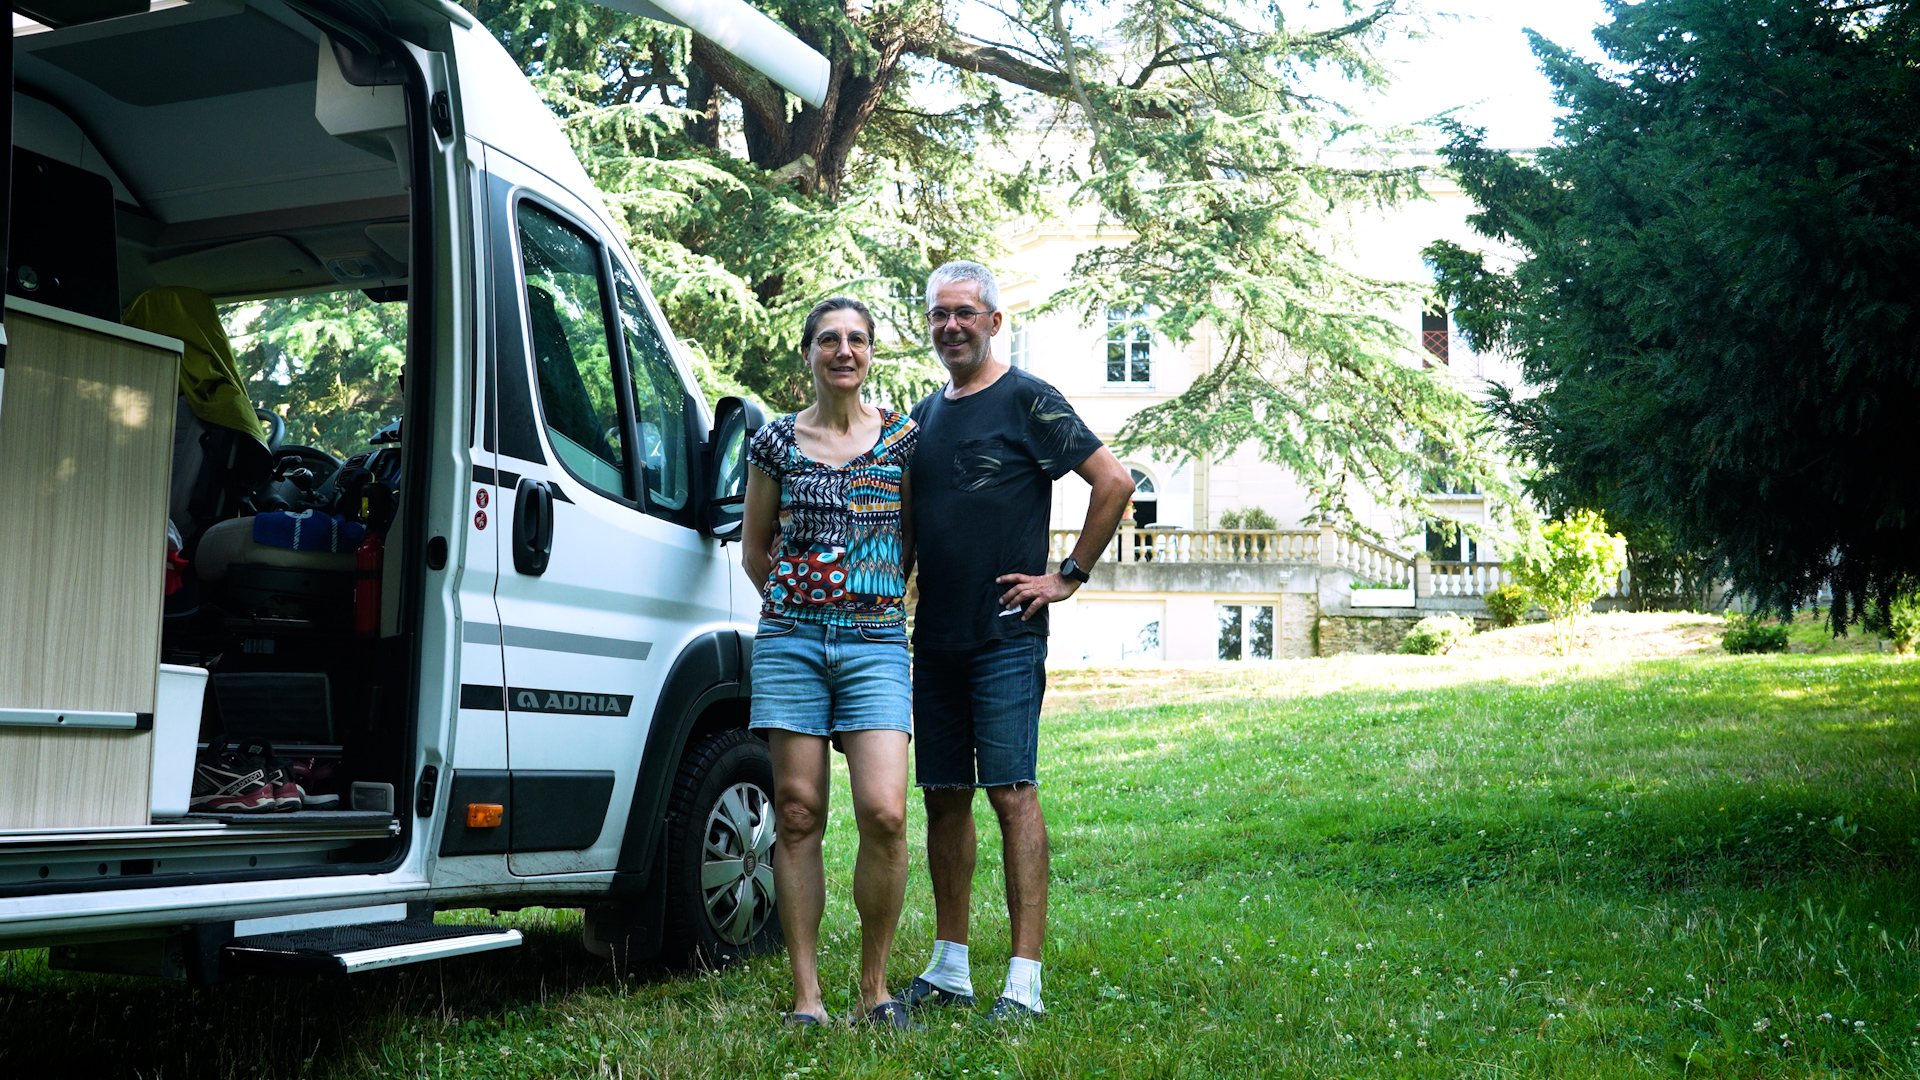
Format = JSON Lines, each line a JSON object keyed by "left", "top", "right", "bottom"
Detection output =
{"left": 982, "top": 171, "right": 1522, "bottom": 663}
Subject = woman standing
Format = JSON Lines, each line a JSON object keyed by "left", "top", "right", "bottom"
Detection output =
{"left": 743, "top": 297, "right": 918, "bottom": 1029}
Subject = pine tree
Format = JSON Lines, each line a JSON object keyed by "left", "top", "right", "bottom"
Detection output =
{"left": 1429, "top": 0, "right": 1920, "bottom": 625}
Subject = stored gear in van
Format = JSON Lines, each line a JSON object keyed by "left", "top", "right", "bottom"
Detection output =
{"left": 0, "top": 0, "right": 822, "bottom": 980}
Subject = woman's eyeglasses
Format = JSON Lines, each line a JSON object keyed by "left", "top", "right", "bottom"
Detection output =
{"left": 811, "top": 331, "right": 872, "bottom": 353}
{"left": 926, "top": 308, "right": 987, "bottom": 328}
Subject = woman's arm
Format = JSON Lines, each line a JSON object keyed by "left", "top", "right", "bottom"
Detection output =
{"left": 741, "top": 464, "right": 780, "bottom": 596}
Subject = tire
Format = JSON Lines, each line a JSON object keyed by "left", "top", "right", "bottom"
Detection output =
{"left": 661, "top": 728, "right": 782, "bottom": 967}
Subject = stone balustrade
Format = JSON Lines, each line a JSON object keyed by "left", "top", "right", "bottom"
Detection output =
{"left": 1048, "top": 527, "right": 1320, "bottom": 564}
{"left": 1048, "top": 527, "right": 1634, "bottom": 600}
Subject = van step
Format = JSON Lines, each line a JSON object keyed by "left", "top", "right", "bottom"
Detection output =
{"left": 222, "top": 920, "right": 522, "bottom": 976}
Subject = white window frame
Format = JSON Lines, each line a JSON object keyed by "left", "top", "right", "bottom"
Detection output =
{"left": 1104, "top": 305, "right": 1154, "bottom": 387}
{"left": 1009, "top": 323, "right": 1031, "bottom": 370}
{"left": 1215, "top": 602, "right": 1275, "bottom": 661}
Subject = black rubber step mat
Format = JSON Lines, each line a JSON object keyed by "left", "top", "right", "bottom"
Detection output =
{"left": 223, "top": 921, "right": 520, "bottom": 976}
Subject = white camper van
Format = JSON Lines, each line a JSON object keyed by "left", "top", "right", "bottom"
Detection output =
{"left": 0, "top": 0, "right": 825, "bottom": 980}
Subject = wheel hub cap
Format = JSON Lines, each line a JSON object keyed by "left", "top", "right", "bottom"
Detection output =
{"left": 700, "top": 781, "right": 776, "bottom": 945}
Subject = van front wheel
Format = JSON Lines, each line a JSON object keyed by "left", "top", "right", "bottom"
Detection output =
{"left": 663, "top": 728, "right": 782, "bottom": 966}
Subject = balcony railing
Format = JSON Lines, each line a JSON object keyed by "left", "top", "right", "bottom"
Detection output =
{"left": 1050, "top": 526, "right": 1633, "bottom": 600}
{"left": 1052, "top": 527, "right": 1319, "bottom": 566}
{"left": 1430, "top": 561, "right": 1630, "bottom": 599}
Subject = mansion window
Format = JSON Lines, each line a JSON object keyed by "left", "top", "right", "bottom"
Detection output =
{"left": 1106, "top": 305, "right": 1152, "bottom": 384}
{"left": 1425, "top": 523, "right": 1479, "bottom": 562}
{"left": 1217, "top": 603, "right": 1274, "bottom": 660}
{"left": 1127, "top": 467, "right": 1157, "bottom": 527}
{"left": 1421, "top": 306, "right": 1449, "bottom": 367}
{"left": 1009, "top": 323, "right": 1031, "bottom": 370}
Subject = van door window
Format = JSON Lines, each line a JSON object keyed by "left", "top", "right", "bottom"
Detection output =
{"left": 612, "top": 265, "right": 693, "bottom": 520}
{"left": 516, "top": 202, "right": 629, "bottom": 500}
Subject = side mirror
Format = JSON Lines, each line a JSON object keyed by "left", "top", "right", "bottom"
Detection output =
{"left": 699, "top": 395, "right": 766, "bottom": 540}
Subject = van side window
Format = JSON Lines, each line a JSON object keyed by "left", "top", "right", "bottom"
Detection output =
{"left": 612, "top": 265, "right": 693, "bottom": 515}
{"left": 516, "top": 201, "right": 629, "bottom": 499}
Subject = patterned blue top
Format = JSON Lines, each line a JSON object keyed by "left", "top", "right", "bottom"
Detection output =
{"left": 747, "top": 410, "right": 918, "bottom": 627}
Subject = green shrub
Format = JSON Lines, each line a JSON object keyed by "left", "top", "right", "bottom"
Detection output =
{"left": 1862, "top": 591, "right": 1920, "bottom": 654}
{"left": 1483, "top": 582, "right": 1531, "bottom": 628}
{"left": 1507, "top": 510, "right": 1629, "bottom": 654}
{"left": 1721, "top": 614, "right": 1790, "bottom": 654}
{"left": 1399, "top": 614, "right": 1477, "bottom": 655}
{"left": 1218, "top": 506, "right": 1277, "bottom": 529}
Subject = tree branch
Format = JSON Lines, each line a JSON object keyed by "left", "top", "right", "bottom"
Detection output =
{"left": 910, "top": 35, "right": 1077, "bottom": 99}
{"left": 690, "top": 36, "right": 788, "bottom": 160}
{"left": 1826, "top": 0, "right": 1898, "bottom": 14}
{"left": 1128, "top": 46, "right": 1229, "bottom": 89}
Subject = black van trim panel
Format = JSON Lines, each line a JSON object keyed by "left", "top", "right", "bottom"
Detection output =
{"left": 609, "top": 630, "right": 749, "bottom": 892}
{"left": 440, "top": 770, "right": 509, "bottom": 855}
{"left": 437, "top": 770, "right": 615, "bottom": 856}
{"left": 482, "top": 169, "right": 547, "bottom": 465}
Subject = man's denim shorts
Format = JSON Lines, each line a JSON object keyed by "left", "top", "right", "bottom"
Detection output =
{"left": 911, "top": 633, "right": 1047, "bottom": 788}
{"left": 748, "top": 617, "right": 912, "bottom": 739}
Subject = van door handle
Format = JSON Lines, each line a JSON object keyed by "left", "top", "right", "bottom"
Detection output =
{"left": 512, "top": 478, "right": 554, "bottom": 576}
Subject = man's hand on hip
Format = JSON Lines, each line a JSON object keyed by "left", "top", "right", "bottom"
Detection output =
{"left": 996, "top": 572, "right": 1079, "bottom": 621}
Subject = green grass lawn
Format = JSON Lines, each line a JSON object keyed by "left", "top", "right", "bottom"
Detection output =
{"left": 2, "top": 654, "right": 1917, "bottom": 1078}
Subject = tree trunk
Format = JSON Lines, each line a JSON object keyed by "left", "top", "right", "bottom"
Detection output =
{"left": 685, "top": 61, "right": 719, "bottom": 149}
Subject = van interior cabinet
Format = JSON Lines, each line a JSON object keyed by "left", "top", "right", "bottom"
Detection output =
{"left": 0, "top": 298, "right": 183, "bottom": 830}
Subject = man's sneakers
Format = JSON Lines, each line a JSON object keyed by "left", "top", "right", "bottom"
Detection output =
{"left": 189, "top": 744, "right": 279, "bottom": 813}
{"left": 898, "top": 976, "right": 977, "bottom": 1012}
{"left": 189, "top": 740, "right": 303, "bottom": 813}
{"left": 290, "top": 758, "right": 341, "bottom": 809}
{"left": 984, "top": 996, "right": 1043, "bottom": 1025}
{"left": 895, "top": 978, "right": 1044, "bottom": 1027}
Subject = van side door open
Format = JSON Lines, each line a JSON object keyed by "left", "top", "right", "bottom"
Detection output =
{"left": 481, "top": 149, "right": 730, "bottom": 877}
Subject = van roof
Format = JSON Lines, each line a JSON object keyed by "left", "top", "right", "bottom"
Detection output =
{"left": 12, "top": 0, "right": 592, "bottom": 300}
{"left": 12, "top": 0, "right": 825, "bottom": 302}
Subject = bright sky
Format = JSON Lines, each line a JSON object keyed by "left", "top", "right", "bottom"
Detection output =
{"left": 1364, "top": 0, "right": 1616, "bottom": 148}
{"left": 939, "top": 0, "right": 1619, "bottom": 150}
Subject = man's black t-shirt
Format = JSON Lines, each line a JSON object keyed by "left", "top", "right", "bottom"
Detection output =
{"left": 910, "top": 367, "right": 1102, "bottom": 650}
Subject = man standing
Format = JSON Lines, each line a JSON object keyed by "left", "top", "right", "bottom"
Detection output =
{"left": 901, "top": 260, "right": 1134, "bottom": 1022}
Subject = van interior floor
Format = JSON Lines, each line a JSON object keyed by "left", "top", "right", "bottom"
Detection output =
{"left": 0, "top": 814, "right": 398, "bottom": 888}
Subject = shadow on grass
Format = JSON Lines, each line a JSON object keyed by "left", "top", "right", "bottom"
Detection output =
{"left": 0, "top": 909, "right": 688, "bottom": 1078}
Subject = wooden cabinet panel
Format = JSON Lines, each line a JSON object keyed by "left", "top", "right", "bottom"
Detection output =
{"left": 0, "top": 302, "right": 182, "bottom": 829}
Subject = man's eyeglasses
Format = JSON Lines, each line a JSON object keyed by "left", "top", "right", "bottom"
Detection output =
{"left": 812, "top": 331, "right": 872, "bottom": 352}
{"left": 926, "top": 308, "right": 988, "bottom": 328}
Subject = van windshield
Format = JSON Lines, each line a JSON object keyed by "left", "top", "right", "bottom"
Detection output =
{"left": 222, "top": 292, "right": 407, "bottom": 460}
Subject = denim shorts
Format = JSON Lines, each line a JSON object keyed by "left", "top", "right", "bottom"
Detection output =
{"left": 748, "top": 617, "right": 912, "bottom": 739}
{"left": 911, "top": 634, "right": 1047, "bottom": 788}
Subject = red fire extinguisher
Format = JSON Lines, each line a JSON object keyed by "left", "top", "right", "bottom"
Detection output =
{"left": 354, "top": 505, "right": 384, "bottom": 636}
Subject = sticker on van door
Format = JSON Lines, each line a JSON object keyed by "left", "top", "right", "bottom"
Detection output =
{"left": 506, "top": 688, "right": 635, "bottom": 716}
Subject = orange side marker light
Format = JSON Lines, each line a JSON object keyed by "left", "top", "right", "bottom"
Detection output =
{"left": 467, "top": 803, "right": 504, "bottom": 828}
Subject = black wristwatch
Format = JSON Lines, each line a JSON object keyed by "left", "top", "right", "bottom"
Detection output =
{"left": 1059, "top": 557, "right": 1091, "bottom": 584}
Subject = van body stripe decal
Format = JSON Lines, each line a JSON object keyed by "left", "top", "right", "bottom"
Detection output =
{"left": 462, "top": 622, "right": 651, "bottom": 661}
{"left": 459, "top": 684, "right": 505, "bottom": 711}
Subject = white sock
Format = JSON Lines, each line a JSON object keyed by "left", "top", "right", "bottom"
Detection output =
{"left": 919, "top": 939, "right": 974, "bottom": 997}
{"left": 1002, "top": 956, "right": 1044, "bottom": 1012}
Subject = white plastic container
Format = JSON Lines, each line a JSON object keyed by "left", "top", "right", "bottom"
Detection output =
{"left": 150, "top": 664, "right": 209, "bottom": 818}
